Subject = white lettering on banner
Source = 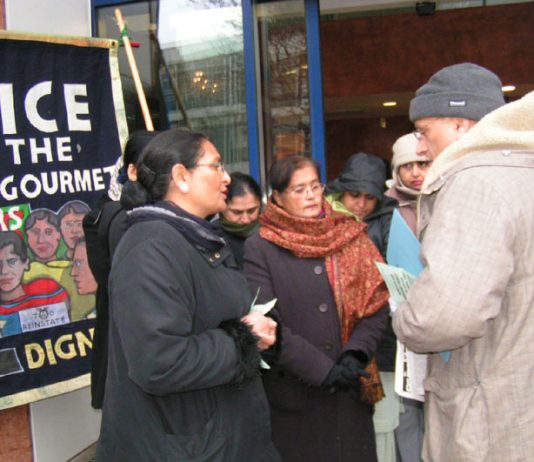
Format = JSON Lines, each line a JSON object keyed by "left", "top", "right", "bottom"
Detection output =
{"left": 59, "top": 171, "right": 75, "bottom": 194}
{"left": 25, "top": 82, "right": 58, "bottom": 133}
{"left": 0, "top": 81, "right": 91, "bottom": 135}
{"left": 0, "top": 165, "right": 116, "bottom": 201}
{"left": 20, "top": 174, "right": 42, "bottom": 199}
{"left": 5, "top": 137, "right": 75, "bottom": 165}
{"left": 73, "top": 170, "right": 91, "bottom": 191}
{"left": 29, "top": 137, "right": 53, "bottom": 163}
{"left": 0, "top": 175, "right": 16, "bottom": 201}
{"left": 0, "top": 84, "right": 16, "bottom": 134}
{"left": 0, "top": 206, "right": 24, "bottom": 231}
{"left": 4, "top": 139, "right": 25, "bottom": 164}
{"left": 63, "top": 84, "right": 91, "bottom": 131}
{"left": 56, "top": 137, "right": 73, "bottom": 162}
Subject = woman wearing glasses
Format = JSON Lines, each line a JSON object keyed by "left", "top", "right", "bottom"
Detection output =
{"left": 96, "top": 129, "right": 281, "bottom": 461}
{"left": 244, "top": 155, "right": 389, "bottom": 461}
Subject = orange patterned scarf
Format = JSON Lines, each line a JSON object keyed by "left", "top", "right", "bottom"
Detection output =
{"left": 260, "top": 199, "right": 389, "bottom": 403}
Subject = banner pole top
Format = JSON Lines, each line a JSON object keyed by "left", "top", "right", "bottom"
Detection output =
{"left": 115, "top": 8, "right": 154, "bottom": 132}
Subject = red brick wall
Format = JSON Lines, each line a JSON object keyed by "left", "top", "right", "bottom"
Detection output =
{"left": 321, "top": 2, "right": 534, "bottom": 174}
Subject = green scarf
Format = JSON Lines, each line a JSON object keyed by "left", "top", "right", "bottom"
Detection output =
{"left": 324, "top": 193, "right": 362, "bottom": 221}
{"left": 220, "top": 216, "right": 259, "bottom": 238}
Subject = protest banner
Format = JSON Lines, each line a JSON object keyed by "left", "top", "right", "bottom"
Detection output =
{"left": 0, "top": 31, "right": 127, "bottom": 409}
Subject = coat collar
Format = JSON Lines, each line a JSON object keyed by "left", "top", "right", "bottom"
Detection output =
{"left": 421, "top": 91, "right": 534, "bottom": 195}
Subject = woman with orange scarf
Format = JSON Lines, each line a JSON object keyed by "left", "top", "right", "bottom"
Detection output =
{"left": 244, "top": 156, "right": 389, "bottom": 461}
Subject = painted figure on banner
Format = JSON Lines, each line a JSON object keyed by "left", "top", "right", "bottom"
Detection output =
{"left": 71, "top": 238, "right": 97, "bottom": 316}
{"left": 24, "top": 209, "right": 62, "bottom": 264}
{"left": 20, "top": 205, "right": 95, "bottom": 321}
{"left": 0, "top": 231, "right": 70, "bottom": 337}
{"left": 58, "top": 200, "right": 91, "bottom": 259}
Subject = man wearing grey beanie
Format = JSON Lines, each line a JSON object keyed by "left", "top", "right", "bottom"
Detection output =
{"left": 393, "top": 64, "right": 534, "bottom": 461}
{"left": 409, "top": 62, "right": 505, "bottom": 160}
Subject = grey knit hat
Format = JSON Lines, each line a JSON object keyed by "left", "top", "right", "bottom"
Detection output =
{"left": 409, "top": 63, "right": 505, "bottom": 122}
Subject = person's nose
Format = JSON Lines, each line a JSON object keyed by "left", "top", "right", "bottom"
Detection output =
{"left": 239, "top": 214, "right": 253, "bottom": 225}
{"left": 355, "top": 197, "right": 366, "bottom": 208}
{"left": 411, "top": 164, "right": 423, "bottom": 178}
{"left": 303, "top": 187, "right": 315, "bottom": 199}
{"left": 0, "top": 262, "right": 6, "bottom": 274}
{"left": 222, "top": 170, "right": 231, "bottom": 185}
{"left": 416, "top": 138, "right": 428, "bottom": 157}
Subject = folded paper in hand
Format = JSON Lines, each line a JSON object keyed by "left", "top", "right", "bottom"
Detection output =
{"left": 250, "top": 289, "right": 277, "bottom": 369}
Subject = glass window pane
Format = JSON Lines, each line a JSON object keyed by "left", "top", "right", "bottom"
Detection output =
{"left": 256, "top": 0, "right": 311, "bottom": 166}
{"left": 96, "top": 0, "right": 250, "bottom": 172}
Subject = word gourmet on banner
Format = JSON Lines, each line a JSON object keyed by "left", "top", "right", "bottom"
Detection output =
{"left": 0, "top": 31, "right": 128, "bottom": 410}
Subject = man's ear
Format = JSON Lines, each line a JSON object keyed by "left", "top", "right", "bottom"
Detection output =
{"left": 455, "top": 118, "right": 476, "bottom": 136}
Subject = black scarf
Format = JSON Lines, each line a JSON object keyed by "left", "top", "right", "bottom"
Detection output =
{"left": 128, "top": 201, "right": 226, "bottom": 252}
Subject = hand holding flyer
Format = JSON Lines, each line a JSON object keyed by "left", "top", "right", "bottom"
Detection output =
{"left": 249, "top": 289, "right": 277, "bottom": 369}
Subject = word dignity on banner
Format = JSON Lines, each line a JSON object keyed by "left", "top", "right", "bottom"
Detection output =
{"left": 0, "top": 81, "right": 115, "bottom": 202}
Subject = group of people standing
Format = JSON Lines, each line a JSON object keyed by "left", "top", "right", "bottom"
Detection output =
{"left": 91, "top": 61, "right": 534, "bottom": 462}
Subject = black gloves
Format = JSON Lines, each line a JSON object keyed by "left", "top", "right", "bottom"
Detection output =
{"left": 339, "top": 354, "right": 370, "bottom": 380}
{"left": 322, "top": 352, "right": 370, "bottom": 392}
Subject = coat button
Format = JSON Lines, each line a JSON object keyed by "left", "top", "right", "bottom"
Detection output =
{"left": 314, "top": 265, "right": 323, "bottom": 275}
{"left": 323, "top": 342, "right": 333, "bottom": 351}
{"left": 318, "top": 303, "right": 328, "bottom": 313}
{"left": 213, "top": 252, "right": 221, "bottom": 259}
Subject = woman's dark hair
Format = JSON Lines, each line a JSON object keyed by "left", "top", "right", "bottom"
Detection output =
{"left": 24, "top": 209, "right": 60, "bottom": 232}
{"left": 136, "top": 128, "right": 209, "bottom": 202}
{"left": 227, "top": 172, "right": 261, "bottom": 203}
{"left": 123, "top": 130, "right": 160, "bottom": 167}
{"left": 58, "top": 200, "right": 90, "bottom": 220}
{"left": 269, "top": 155, "right": 319, "bottom": 193}
{"left": 0, "top": 231, "right": 29, "bottom": 262}
{"left": 117, "top": 130, "right": 160, "bottom": 184}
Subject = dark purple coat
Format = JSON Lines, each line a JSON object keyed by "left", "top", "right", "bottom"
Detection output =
{"left": 244, "top": 232, "right": 388, "bottom": 462}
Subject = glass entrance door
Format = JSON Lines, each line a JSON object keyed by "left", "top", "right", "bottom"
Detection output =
{"left": 245, "top": 0, "right": 326, "bottom": 186}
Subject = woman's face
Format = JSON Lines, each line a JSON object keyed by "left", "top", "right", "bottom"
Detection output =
{"left": 60, "top": 211, "right": 85, "bottom": 250}
{"left": 340, "top": 192, "right": 377, "bottom": 220}
{"left": 398, "top": 161, "right": 431, "bottom": 190}
{"left": 222, "top": 192, "right": 261, "bottom": 225}
{"left": 27, "top": 218, "right": 61, "bottom": 263}
{"left": 274, "top": 165, "right": 323, "bottom": 219}
{"left": 185, "top": 140, "right": 231, "bottom": 218}
{"left": 0, "top": 244, "right": 29, "bottom": 300}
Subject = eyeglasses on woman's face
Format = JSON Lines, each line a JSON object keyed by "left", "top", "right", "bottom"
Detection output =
{"left": 193, "top": 161, "right": 226, "bottom": 174}
{"left": 285, "top": 182, "right": 325, "bottom": 198}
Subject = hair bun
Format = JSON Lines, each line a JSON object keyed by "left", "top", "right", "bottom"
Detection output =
{"left": 120, "top": 180, "right": 152, "bottom": 209}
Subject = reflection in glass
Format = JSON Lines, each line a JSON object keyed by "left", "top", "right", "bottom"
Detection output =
{"left": 96, "top": 0, "right": 250, "bottom": 171}
{"left": 257, "top": 0, "right": 311, "bottom": 166}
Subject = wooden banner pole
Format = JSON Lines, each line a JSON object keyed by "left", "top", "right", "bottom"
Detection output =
{"left": 115, "top": 8, "right": 154, "bottom": 131}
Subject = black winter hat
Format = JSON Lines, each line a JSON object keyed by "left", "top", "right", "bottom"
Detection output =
{"left": 326, "top": 153, "right": 386, "bottom": 200}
